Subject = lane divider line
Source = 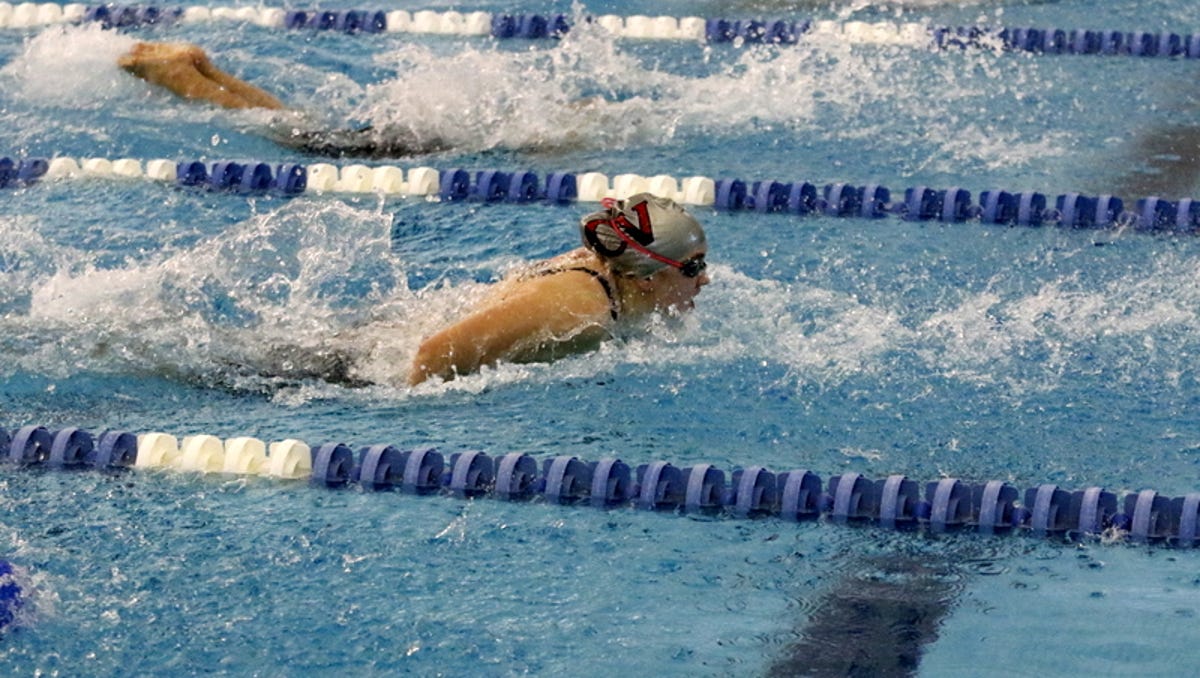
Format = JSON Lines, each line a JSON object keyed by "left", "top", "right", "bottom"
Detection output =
{"left": 2, "top": 425, "right": 1196, "bottom": 546}
{"left": 0, "top": 5, "right": 1197, "bottom": 60}
{"left": 5, "top": 154, "right": 1198, "bottom": 233}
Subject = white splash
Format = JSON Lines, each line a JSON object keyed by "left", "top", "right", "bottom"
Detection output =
{"left": 0, "top": 23, "right": 140, "bottom": 108}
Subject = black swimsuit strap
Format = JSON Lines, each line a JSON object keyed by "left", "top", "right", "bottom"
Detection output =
{"left": 573, "top": 267, "right": 619, "bottom": 322}
{"left": 538, "top": 266, "right": 619, "bottom": 321}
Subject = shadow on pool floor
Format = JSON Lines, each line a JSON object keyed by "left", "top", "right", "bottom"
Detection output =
{"left": 766, "top": 553, "right": 965, "bottom": 677}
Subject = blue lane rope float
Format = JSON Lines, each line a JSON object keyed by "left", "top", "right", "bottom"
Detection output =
{"left": 1, "top": 4, "right": 1199, "bottom": 59}
{"left": 0, "top": 559, "right": 22, "bottom": 631}
{"left": 80, "top": 2, "right": 181, "bottom": 28}
{"left": 2, "top": 424, "right": 1199, "bottom": 547}
{"left": 7, "top": 154, "right": 1200, "bottom": 234}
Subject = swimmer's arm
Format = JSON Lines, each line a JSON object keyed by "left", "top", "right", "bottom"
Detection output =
{"left": 118, "top": 42, "right": 285, "bottom": 110}
{"left": 408, "top": 273, "right": 612, "bottom": 385}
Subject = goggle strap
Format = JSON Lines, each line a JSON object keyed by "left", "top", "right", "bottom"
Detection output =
{"left": 603, "top": 210, "right": 686, "bottom": 273}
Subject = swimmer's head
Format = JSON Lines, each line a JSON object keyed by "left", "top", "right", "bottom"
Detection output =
{"left": 580, "top": 193, "right": 707, "bottom": 278}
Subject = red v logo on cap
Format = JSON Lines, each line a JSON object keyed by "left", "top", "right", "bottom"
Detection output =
{"left": 611, "top": 199, "right": 654, "bottom": 246}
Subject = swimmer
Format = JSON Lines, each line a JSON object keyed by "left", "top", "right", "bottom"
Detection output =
{"left": 407, "top": 192, "right": 709, "bottom": 385}
{"left": 117, "top": 41, "right": 444, "bottom": 157}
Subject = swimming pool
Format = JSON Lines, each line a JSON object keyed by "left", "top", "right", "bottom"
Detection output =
{"left": 3, "top": 0, "right": 1200, "bottom": 674}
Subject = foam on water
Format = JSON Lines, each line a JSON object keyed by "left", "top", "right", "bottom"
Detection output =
{"left": 340, "top": 18, "right": 1074, "bottom": 172}
{"left": 1, "top": 201, "right": 390, "bottom": 383}
{"left": 913, "top": 247, "right": 1200, "bottom": 391}
{"left": 0, "top": 24, "right": 139, "bottom": 108}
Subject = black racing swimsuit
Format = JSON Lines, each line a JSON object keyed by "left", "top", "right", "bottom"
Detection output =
{"left": 265, "top": 121, "right": 447, "bottom": 159}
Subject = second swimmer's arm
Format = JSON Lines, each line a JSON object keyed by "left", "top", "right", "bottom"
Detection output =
{"left": 118, "top": 42, "right": 285, "bottom": 110}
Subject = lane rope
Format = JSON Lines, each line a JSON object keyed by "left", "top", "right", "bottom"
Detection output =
{"left": 0, "top": 4, "right": 1198, "bottom": 60}
{"left": 1, "top": 424, "right": 1196, "bottom": 547}
{"left": 4, "top": 154, "right": 1198, "bottom": 233}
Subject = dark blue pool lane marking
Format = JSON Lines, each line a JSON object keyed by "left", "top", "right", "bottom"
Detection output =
{"left": 3, "top": 425, "right": 1200, "bottom": 548}
{"left": 66, "top": 5, "right": 1200, "bottom": 59}
{"left": 766, "top": 552, "right": 962, "bottom": 678}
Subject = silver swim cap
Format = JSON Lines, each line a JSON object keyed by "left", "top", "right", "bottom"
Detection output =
{"left": 579, "top": 193, "right": 707, "bottom": 278}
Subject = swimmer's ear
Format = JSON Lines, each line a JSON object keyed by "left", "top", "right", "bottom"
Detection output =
{"left": 631, "top": 276, "right": 657, "bottom": 293}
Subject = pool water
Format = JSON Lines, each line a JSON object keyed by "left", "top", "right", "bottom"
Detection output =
{"left": 3, "top": 0, "right": 1200, "bottom": 674}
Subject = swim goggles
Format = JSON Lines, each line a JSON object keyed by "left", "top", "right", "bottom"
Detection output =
{"left": 676, "top": 254, "right": 707, "bottom": 278}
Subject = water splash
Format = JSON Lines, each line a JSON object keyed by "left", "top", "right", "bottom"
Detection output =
{"left": 318, "top": 11, "right": 1066, "bottom": 166}
{"left": 1, "top": 201, "right": 399, "bottom": 384}
{"left": 0, "top": 23, "right": 140, "bottom": 108}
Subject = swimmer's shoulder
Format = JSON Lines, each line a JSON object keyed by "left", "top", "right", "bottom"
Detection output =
{"left": 509, "top": 250, "right": 617, "bottom": 319}
{"left": 504, "top": 248, "right": 593, "bottom": 279}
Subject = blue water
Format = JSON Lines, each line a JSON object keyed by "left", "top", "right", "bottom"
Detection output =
{"left": 3, "top": 1, "right": 1200, "bottom": 674}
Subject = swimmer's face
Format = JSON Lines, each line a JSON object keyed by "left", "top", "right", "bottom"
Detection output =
{"left": 646, "top": 248, "right": 709, "bottom": 313}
